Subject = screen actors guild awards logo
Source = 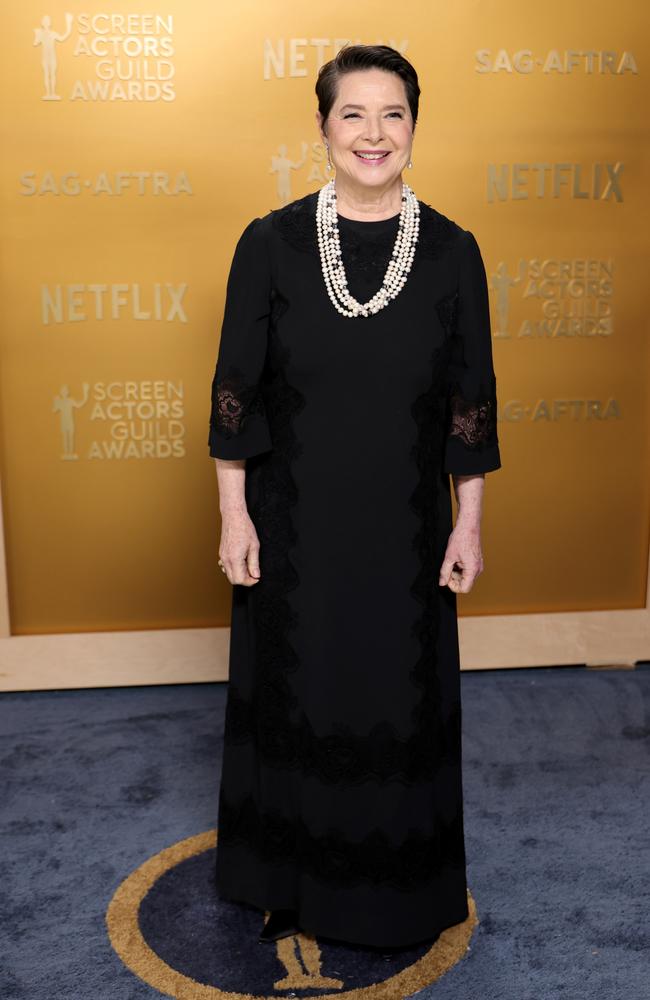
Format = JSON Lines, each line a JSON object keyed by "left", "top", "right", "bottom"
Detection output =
{"left": 490, "top": 259, "right": 527, "bottom": 338}
{"left": 490, "top": 256, "right": 614, "bottom": 338}
{"left": 32, "top": 12, "right": 176, "bottom": 102}
{"left": 52, "top": 381, "right": 186, "bottom": 460}
{"left": 53, "top": 382, "right": 89, "bottom": 459}
{"left": 267, "top": 929, "right": 343, "bottom": 991}
{"left": 33, "top": 12, "right": 73, "bottom": 100}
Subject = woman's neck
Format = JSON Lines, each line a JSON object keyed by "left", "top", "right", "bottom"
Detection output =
{"left": 331, "top": 176, "right": 404, "bottom": 221}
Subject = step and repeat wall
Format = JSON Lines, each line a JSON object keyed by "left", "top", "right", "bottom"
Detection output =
{"left": 0, "top": 2, "right": 648, "bottom": 635}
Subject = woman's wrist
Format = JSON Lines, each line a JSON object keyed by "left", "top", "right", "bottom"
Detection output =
{"left": 454, "top": 509, "right": 482, "bottom": 532}
{"left": 215, "top": 457, "right": 248, "bottom": 518}
{"left": 452, "top": 473, "right": 484, "bottom": 532}
{"left": 219, "top": 499, "right": 248, "bottom": 518}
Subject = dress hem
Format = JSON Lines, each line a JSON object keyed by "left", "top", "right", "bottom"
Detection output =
{"left": 214, "top": 879, "right": 471, "bottom": 950}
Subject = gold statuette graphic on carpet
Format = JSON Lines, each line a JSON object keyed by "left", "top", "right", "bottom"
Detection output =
{"left": 106, "top": 830, "right": 478, "bottom": 999}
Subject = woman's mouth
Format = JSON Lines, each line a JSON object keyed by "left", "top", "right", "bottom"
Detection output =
{"left": 353, "top": 151, "right": 391, "bottom": 166}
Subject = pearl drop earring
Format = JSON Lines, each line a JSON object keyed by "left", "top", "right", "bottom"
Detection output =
{"left": 408, "top": 159, "right": 413, "bottom": 169}
{"left": 325, "top": 141, "right": 332, "bottom": 171}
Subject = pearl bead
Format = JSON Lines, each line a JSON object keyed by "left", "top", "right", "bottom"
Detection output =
{"left": 316, "top": 178, "right": 420, "bottom": 319}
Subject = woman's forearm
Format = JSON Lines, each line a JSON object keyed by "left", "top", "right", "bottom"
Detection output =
{"left": 215, "top": 457, "right": 248, "bottom": 516}
{"left": 451, "top": 473, "right": 485, "bottom": 530}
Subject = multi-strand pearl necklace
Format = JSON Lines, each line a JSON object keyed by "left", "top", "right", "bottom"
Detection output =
{"left": 316, "top": 177, "right": 420, "bottom": 318}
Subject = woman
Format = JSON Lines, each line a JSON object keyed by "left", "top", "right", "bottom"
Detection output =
{"left": 208, "top": 43, "right": 501, "bottom": 950}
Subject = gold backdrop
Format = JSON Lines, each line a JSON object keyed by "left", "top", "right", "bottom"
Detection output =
{"left": 0, "top": 1, "right": 648, "bottom": 634}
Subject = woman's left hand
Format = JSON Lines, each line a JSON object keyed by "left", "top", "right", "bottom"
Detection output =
{"left": 438, "top": 522, "right": 484, "bottom": 594}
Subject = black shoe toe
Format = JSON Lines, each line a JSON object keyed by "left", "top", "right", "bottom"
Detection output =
{"left": 259, "top": 908, "right": 301, "bottom": 942}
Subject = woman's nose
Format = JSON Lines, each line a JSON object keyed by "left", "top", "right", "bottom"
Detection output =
{"left": 364, "top": 115, "right": 384, "bottom": 142}
{"left": 362, "top": 125, "right": 385, "bottom": 144}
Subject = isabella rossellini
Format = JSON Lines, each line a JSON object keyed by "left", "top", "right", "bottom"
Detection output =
{"left": 208, "top": 43, "right": 501, "bottom": 948}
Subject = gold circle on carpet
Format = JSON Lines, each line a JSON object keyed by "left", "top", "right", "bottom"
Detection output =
{"left": 106, "top": 829, "right": 478, "bottom": 999}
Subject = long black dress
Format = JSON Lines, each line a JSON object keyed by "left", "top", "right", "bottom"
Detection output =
{"left": 207, "top": 189, "right": 501, "bottom": 948}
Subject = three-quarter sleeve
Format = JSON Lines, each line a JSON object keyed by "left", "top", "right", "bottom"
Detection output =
{"left": 443, "top": 229, "right": 502, "bottom": 475}
{"left": 208, "top": 217, "right": 273, "bottom": 460}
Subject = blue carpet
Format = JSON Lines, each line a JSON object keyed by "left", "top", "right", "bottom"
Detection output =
{"left": 1, "top": 665, "right": 648, "bottom": 999}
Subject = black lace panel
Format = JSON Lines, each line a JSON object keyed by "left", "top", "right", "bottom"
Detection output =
{"left": 270, "top": 195, "right": 320, "bottom": 254}
{"left": 448, "top": 382, "right": 498, "bottom": 450}
{"left": 405, "top": 334, "right": 457, "bottom": 776}
{"left": 270, "top": 192, "right": 458, "bottom": 269}
{"left": 210, "top": 366, "right": 266, "bottom": 440}
{"left": 227, "top": 318, "right": 305, "bottom": 754}
{"left": 435, "top": 288, "right": 459, "bottom": 336}
{"left": 224, "top": 687, "right": 461, "bottom": 786}
{"left": 217, "top": 790, "right": 466, "bottom": 891}
{"left": 336, "top": 224, "right": 397, "bottom": 280}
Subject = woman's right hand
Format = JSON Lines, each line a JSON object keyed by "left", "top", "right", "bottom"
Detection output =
{"left": 218, "top": 509, "right": 262, "bottom": 586}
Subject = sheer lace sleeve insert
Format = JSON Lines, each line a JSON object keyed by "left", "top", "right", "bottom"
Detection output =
{"left": 208, "top": 217, "right": 273, "bottom": 460}
{"left": 443, "top": 229, "right": 501, "bottom": 475}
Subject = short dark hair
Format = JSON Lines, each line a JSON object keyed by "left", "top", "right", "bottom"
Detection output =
{"left": 315, "top": 44, "right": 420, "bottom": 135}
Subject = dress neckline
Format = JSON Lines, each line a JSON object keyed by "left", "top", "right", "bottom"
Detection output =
{"left": 336, "top": 212, "right": 400, "bottom": 227}
{"left": 270, "top": 191, "right": 460, "bottom": 264}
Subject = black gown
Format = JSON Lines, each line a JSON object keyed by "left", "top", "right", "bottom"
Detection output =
{"left": 207, "top": 189, "right": 501, "bottom": 948}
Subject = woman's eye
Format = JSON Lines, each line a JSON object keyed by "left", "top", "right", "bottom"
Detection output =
{"left": 343, "top": 112, "right": 403, "bottom": 119}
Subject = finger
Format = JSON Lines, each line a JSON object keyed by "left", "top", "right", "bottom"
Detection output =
{"left": 232, "top": 557, "right": 260, "bottom": 587}
{"left": 220, "top": 557, "right": 238, "bottom": 586}
{"left": 247, "top": 546, "right": 261, "bottom": 580}
{"left": 448, "top": 565, "right": 470, "bottom": 593}
{"left": 438, "top": 555, "right": 456, "bottom": 586}
{"left": 456, "top": 567, "right": 478, "bottom": 594}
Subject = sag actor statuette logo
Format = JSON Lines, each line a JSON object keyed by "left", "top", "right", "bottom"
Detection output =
{"left": 106, "top": 830, "right": 478, "bottom": 1000}
{"left": 53, "top": 380, "right": 185, "bottom": 460}
{"left": 269, "top": 140, "right": 340, "bottom": 207}
{"left": 489, "top": 255, "right": 614, "bottom": 339}
{"left": 33, "top": 12, "right": 176, "bottom": 102}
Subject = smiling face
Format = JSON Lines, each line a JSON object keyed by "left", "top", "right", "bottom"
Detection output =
{"left": 316, "top": 68, "right": 414, "bottom": 196}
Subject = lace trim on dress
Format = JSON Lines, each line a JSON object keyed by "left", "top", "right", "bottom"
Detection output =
{"left": 448, "top": 381, "right": 498, "bottom": 450}
{"left": 405, "top": 313, "right": 458, "bottom": 777}
{"left": 242, "top": 322, "right": 305, "bottom": 741}
{"left": 270, "top": 195, "right": 319, "bottom": 254}
{"left": 224, "top": 687, "right": 462, "bottom": 786}
{"left": 435, "top": 288, "right": 459, "bottom": 335}
{"left": 334, "top": 222, "right": 397, "bottom": 278}
{"left": 210, "top": 366, "right": 266, "bottom": 439}
{"left": 217, "top": 791, "right": 466, "bottom": 890}
{"left": 270, "top": 193, "right": 458, "bottom": 269}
